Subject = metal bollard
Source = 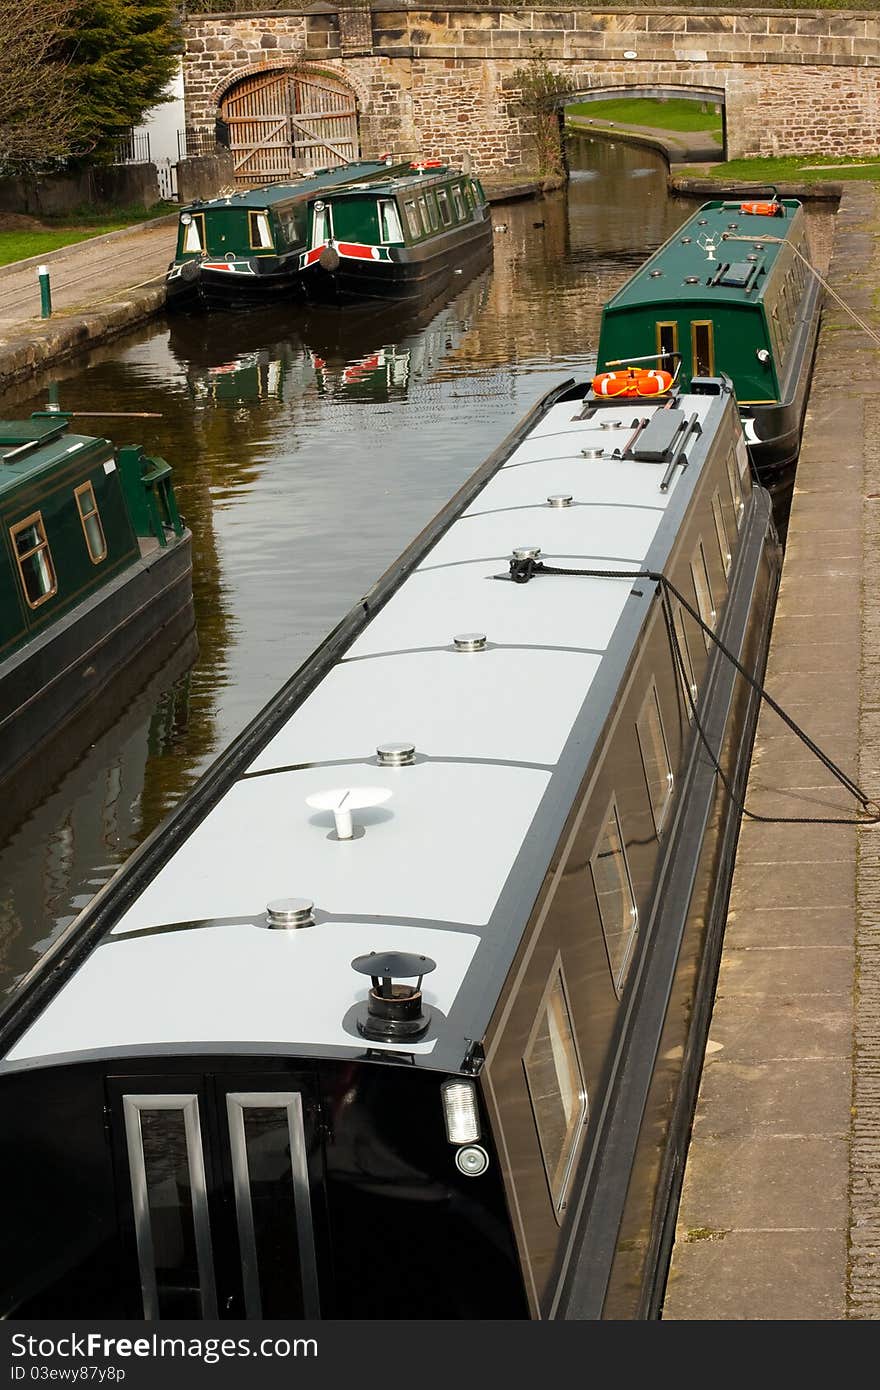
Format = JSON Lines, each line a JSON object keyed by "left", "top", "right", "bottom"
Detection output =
{"left": 37, "top": 265, "right": 52, "bottom": 319}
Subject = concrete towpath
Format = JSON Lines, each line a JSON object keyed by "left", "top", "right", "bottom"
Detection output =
{"left": 0, "top": 217, "right": 177, "bottom": 392}
{"left": 663, "top": 181, "right": 880, "bottom": 1320}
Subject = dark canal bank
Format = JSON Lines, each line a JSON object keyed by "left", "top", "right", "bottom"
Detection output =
{"left": 0, "top": 136, "right": 835, "bottom": 1000}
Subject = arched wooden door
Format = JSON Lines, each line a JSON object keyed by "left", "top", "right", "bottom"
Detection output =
{"left": 220, "top": 69, "right": 359, "bottom": 186}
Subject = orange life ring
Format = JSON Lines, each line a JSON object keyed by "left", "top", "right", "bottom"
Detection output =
{"left": 740, "top": 200, "right": 782, "bottom": 217}
{"left": 592, "top": 368, "right": 673, "bottom": 398}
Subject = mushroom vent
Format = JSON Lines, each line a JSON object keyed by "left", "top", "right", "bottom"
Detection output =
{"left": 351, "top": 950, "right": 437, "bottom": 1041}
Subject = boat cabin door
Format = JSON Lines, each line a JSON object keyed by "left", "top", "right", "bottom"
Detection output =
{"left": 106, "top": 1071, "right": 324, "bottom": 1320}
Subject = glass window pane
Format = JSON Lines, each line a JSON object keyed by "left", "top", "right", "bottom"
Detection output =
{"left": 436, "top": 189, "right": 452, "bottom": 225}
{"left": 122, "top": 1096, "right": 216, "bottom": 1321}
{"left": 227, "top": 1092, "right": 319, "bottom": 1318}
{"left": 12, "top": 514, "right": 56, "bottom": 606}
{"left": 637, "top": 685, "right": 674, "bottom": 836}
{"left": 404, "top": 199, "right": 420, "bottom": 238}
{"left": 76, "top": 483, "right": 107, "bottom": 563}
{"left": 182, "top": 217, "right": 203, "bottom": 254}
{"left": 712, "top": 490, "right": 731, "bottom": 575}
{"left": 591, "top": 801, "right": 638, "bottom": 993}
{"left": 524, "top": 972, "right": 587, "bottom": 1209}
{"left": 691, "top": 541, "right": 716, "bottom": 650}
{"left": 691, "top": 321, "right": 714, "bottom": 376}
{"left": 379, "top": 200, "right": 403, "bottom": 242}
{"left": 727, "top": 446, "right": 744, "bottom": 525}
{"left": 451, "top": 187, "right": 465, "bottom": 220}
{"left": 672, "top": 600, "right": 697, "bottom": 712}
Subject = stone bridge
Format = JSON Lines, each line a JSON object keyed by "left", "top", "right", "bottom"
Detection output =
{"left": 182, "top": 6, "right": 880, "bottom": 176}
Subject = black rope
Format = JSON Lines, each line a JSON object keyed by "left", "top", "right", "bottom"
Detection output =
{"left": 507, "top": 556, "right": 880, "bottom": 827}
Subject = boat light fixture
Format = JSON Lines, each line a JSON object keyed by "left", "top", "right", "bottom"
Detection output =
{"left": 377, "top": 742, "right": 416, "bottom": 766}
{"left": 756, "top": 348, "right": 771, "bottom": 363}
{"left": 548, "top": 494, "right": 573, "bottom": 507}
{"left": 180, "top": 213, "right": 192, "bottom": 225}
{"left": 441, "top": 1079, "right": 481, "bottom": 1144}
{"left": 351, "top": 950, "right": 436, "bottom": 1041}
{"left": 454, "top": 632, "right": 487, "bottom": 651}
{"left": 455, "top": 1145, "right": 490, "bottom": 1177}
{"left": 266, "top": 897, "right": 315, "bottom": 929}
{"left": 305, "top": 785, "right": 392, "bottom": 839}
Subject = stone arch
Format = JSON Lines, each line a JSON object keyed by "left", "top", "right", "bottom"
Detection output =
{"left": 556, "top": 78, "right": 728, "bottom": 163}
{"left": 215, "top": 62, "right": 365, "bottom": 183}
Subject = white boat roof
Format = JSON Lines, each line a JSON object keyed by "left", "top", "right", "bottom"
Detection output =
{"left": 5, "top": 382, "right": 732, "bottom": 1076}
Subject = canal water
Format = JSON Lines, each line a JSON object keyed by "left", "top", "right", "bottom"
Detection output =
{"left": 0, "top": 137, "right": 834, "bottom": 999}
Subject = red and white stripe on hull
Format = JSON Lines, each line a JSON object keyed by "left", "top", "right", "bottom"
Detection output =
{"left": 300, "top": 242, "right": 390, "bottom": 268}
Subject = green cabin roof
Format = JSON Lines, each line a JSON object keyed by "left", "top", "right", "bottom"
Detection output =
{"left": 604, "top": 199, "right": 804, "bottom": 314}
{"left": 183, "top": 160, "right": 471, "bottom": 213}
{"left": 0, "top": 416, "right": 108, "bottom": 499}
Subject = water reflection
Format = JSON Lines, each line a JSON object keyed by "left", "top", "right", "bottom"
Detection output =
{"left": 0, "top": 138, "right": 836, "bottom": 998}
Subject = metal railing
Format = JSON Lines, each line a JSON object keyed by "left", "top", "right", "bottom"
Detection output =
{"left": 112, "top": 130, "right": 151, "bottom": 167}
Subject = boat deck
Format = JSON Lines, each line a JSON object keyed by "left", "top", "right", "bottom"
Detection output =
{"left": 664, "top": 182, "right": 880, "bottom": 1320}
{"left": 4, "top": 391, "right": 723, "bottom": 1078}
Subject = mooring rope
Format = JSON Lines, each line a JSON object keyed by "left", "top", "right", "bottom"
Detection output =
{"left": 721, "top": 231, "right": 880, "bottom": 351}
{"left": 506, "top": 555, "right": 880, "bottom": 826}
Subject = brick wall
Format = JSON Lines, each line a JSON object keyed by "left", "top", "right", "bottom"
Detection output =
{"left": 183, "top": 8, "right": 880, "bottom": 173}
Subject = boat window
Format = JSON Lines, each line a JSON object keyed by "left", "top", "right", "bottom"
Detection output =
{"left": 473, "top": 178, "right": 486, "bottom": 203}
{"left": 248, "top": 211, "right": 274, "bottom": 251}
{"left": 436, "top": 188, "right": 452, "bottom": 226}
{"left": 425, "top": 192, "right": 439, "bottom": 231}
{"left": 523, "top": 966, "right": 587, "bottom": 1213}
{"left": 636, "top": 683, "right": 674, "bottom": 836}
{"left": 691, "top": 320, "right": 715, "bottom": 377}
{"left": 712, "top": 489, "right": 732, "bottom": 575}
{"left": 311, "top": 203, "right": 331, "bottom": 248}
{"left": 226, "top": 1092, "right": 320, "bottom": 1318}
{"left": 74, "top": 481, "right": 107, "bottom": 564}
{"left": 591, "top": 798, "right": 639, "bottom": 996}
{"left": 122, "top": 1095, "right": 217, "bottom": 1319}
{"left": 379, "top": 199, "right": 404, "bottom": 243}
{"left": 403, "top": 199, "right": 421, "bottom": 239}
{"left": 277, "top": 202, "right": 308, "bottom": 247}
{"left": 691, "top": 541, "right": 716, "bottom": 649}
{"left": 671, "top": 599, "right": 698, "bottom": 713}
{"left": 11, "top": 512, "right": 57, "bottom": 608}
{"left": 451, "top": 185, "right": 466, "bottom": 221}
{"left": 416, "top": 195, "right": 431, "bottom": 236}
{"left": 656, "top": 321, "right": 679, "bottom": 369}
{"left": 726, "top": 445, "right": 745, "bottom": 525}
{"left": 181, "top": 213, "right": 205, "bottom": 256}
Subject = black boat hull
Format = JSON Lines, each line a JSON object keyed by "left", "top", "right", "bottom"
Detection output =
{"left": 165, "top": 216, "right": 493, "bottom": 312}
{"left": 0, "top": 534, "right": 194, "bottom": 790}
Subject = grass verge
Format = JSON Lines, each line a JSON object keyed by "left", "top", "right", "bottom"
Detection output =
{"left": 674, "top": 155, "right": 880, "bottom": 184}
{"left": 566, "top": 96, "right": 723, "bottom": 135}
{"left": 0, "top": 202, "right": 177, "bottom": 268}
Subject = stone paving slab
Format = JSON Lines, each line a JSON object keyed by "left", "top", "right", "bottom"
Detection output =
{"left": 664, "top": 183, "right": 880, "bottom": 1321}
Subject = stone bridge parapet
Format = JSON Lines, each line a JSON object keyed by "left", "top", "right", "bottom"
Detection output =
{"left": 183, "top": 7, "right": 880, "bottom": 173}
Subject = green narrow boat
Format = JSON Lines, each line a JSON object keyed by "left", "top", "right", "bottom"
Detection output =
{"left": 594, "top": 195, "right": 822, "bottom": 487}
{"left": 0, "top": 412, "right": 194, "bottom": 790}
{"left": 165, "top": 157, "right": 492, "bottom": 311}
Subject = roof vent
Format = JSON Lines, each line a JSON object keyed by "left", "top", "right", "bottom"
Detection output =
{"left": 351, "top": 950, "right": 437, "bottom": 1041}
{"left": 685, "top": 275, "right": 699, "bottom": 284}
{"left": 453, "top": 632, "right": 487, "bottom": 651}
{"left": 266, "top": 897, "right": 315, "bottom": 929}
{"left": 306, "top": 786, "right": 392, "bottom": 840}
{"left": 649, "top": 269, "right": 663, "bottom": 278}
{"left": 377, "top": 742, "right": 416, "bottom": 766}
{"left": 681, "top": 236, "right": 692, "bottom": 244}
{"left": 581, "top": 446, "right": 604, "bottom": 459}
{"left": 512, "top": 545, "right": 541, "bottom": 561}
{"left": 727, "top": 222, "right": 739, "bottom": 230}
{"left": 547, "top": 494, "right": 573, "bottom": 507}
